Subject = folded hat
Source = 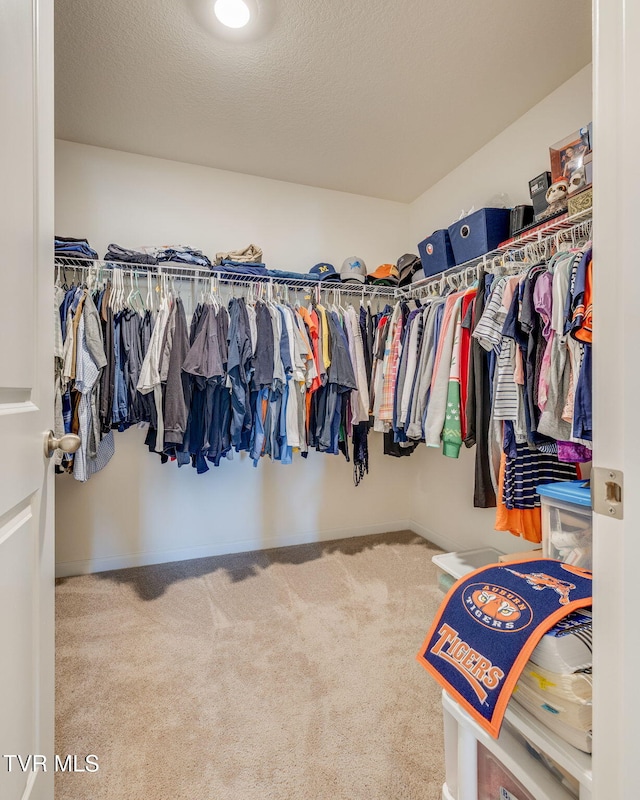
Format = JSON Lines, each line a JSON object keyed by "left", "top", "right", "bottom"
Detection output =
{"left": 340, "top": 256, "right": 367, "bottom": 284}
{"left": 369, "top": 263, "right": 399, "bottom": 286}
{"left": 397, "top": 253, "right": 421, "bottom": 286}
{"left": 310, "top": 262, "right": 340, "bottom": 281}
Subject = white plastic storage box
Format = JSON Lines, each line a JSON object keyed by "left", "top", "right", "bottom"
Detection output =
{"left": 442, "top": 691, "right": 588, "bottom": 800}
{"left": 432, "top": 547, "right": 503, "bottom": 593}
{"left": 477, "top": 742, "right": 537, "bottom": 800}
{"left": 536, "top": 481, "right": 592, "bottom": 572}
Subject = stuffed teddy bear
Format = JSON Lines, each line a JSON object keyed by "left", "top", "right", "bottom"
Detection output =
{"left": 542, "top": 179, "right": 569, "bottom": 218}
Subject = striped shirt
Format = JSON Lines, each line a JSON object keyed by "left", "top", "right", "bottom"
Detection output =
{"left": 472, "top": 277, "right": 508, "bottom": 353}
{"left": 503, "top": 444, "right": 577, "bottom": 510}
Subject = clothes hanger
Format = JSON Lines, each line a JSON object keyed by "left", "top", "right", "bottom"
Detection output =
{"left": 130, "top": 270, "right": 145, "bottom": 315}
{"left": 109, "top": 268, "right": 119, "bottom": 311}
{"left": 126, "top": 269, "right": 135, "bottom": 310}
{"left": 210, "top": 275, "right": 220, "bottom": 311}
{"left": 463, "top": 266, "right": 473, "bottom": 289}
{"left": 547, "top": 248, "right": 573, "bottom": 273}
{"left": 145, "top": 272, "right": 154, "bottom": 312}
{"left": 489, "top": 254, "right": 502, "bottom": 275}
{"left": 337, "top": 287, "right": 349, "bottom": 316}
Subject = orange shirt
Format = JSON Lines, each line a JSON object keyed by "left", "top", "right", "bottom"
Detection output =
{"left": 494, "top": 452, "right": 543, "bottom": 543}
{"left": 572, "top": 256, "right": 592, "bottom": 344}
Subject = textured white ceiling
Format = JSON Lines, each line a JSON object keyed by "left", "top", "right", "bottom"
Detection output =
{"left": 55, "top": 0, "right": 591, "bottom": 202}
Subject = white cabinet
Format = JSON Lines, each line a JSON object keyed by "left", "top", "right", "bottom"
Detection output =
{"left": 441, "top": 691, "right": 592, "bottom": 800}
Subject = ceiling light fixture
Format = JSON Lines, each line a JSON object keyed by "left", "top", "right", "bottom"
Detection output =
{"left": 214, "top": 0, "right": 251, "bottom": 28}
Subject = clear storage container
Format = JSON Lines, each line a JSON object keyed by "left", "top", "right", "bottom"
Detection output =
{"left": 477, "top": 742, "right": 537, "bottom": 800}
{"left": 432, "top": 547, "right": 504, "bottom": 593}
{"left": 536, "top": 481, "right": 592, "bottom": 572}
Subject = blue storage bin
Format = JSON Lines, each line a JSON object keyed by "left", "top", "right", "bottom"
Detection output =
{"left": 536, "top": 480, "right": 592, "bottom": 571}
{"left": 447, "top": 208, "right": 511, "bottom": 265}
{"left": 536, "top": 480, "right": 591, "bottom": 507}
{"left": 417, "top": 229, "right": 456, "bottom": 277}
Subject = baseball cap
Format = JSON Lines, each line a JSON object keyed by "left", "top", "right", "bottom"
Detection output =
{"left": 369, "top": 263, "right": 400, "bottom": 286}
{"left": 397, "top": 253, "right": 421, "bottom": 286}
{"left": 340, "top": 256, "right": 367, "bottom": 283}
{"left": 310, "top": 262, "right": 340, "bottom": 281}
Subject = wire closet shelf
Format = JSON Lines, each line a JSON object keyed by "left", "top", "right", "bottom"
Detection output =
{"left": 402, "top": 207, "right": 592, "bottom": 298}
{"left": 53, "top": 257, "right": 401, "bottom": 301}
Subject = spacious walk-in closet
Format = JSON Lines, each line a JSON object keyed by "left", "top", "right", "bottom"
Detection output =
{"left": 2, "top": 1, "right": 640, "bottom": 799}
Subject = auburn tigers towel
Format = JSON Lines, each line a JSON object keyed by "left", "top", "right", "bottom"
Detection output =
{"left": 416, "top": 558, "right": 592, "bottom": 737}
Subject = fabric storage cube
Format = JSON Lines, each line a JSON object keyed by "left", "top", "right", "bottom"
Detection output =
{"left": 417, "top": 228, "right": 456, "bottom": 277}
{"left": 536, "top": 481, "right": 592, "bottom": 571}
{"left": 447, "top": 208, "right": 511, "bottom": 265}
{"left": 477, "top": 742, "right": 537, "bottom": 800}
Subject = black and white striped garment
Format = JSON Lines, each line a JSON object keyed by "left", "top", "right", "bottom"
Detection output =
{"left": 503, "top": 442, "right": 578, "bottom": 509}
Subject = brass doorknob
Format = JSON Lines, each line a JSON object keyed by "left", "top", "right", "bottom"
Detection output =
{"left": 44, "top": 430, "right": 81, "bottom": 458}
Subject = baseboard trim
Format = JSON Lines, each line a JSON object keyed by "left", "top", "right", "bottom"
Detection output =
{"left": 55, "top": 519, "right": 415, "bottom": 577}
{"left": 407, "top": 520, "right": 464, "bottom": 554}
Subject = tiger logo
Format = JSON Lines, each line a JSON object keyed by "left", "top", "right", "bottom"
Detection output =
{"left": 504, "top": 569, "right": 576, "bottom": 606}
{"left": 462, "top": 583, "right": 532, "bottom": 631}
{"left": 471, "top": 589, "right": 522, "bottom": 623}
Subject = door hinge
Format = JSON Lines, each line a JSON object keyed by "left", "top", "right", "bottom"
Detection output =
{"left": 591, "top": 467, "right": 624, "bottom": 520}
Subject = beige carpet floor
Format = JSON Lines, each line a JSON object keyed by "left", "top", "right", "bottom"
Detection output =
{"left": 55, "top": 531, "right": 445, "bottom": 799}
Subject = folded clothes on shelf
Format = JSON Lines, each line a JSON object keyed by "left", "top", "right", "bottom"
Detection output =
{"left": 211, "top": 263, "right": 269, "bottom": 276}
{"left": 55, "top": 236, "right": 98, "bottom": 260}
{"left": 266, "top": 269, "right": 320, "bottom": 282}
{"left": 153, "top": 246, "right": 212, "bottom": 268}
{"left": 104, "top": 243, "right": 158, "bottom": 265}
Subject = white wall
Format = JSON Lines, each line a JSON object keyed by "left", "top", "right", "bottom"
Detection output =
{"left": 407, "top": 64, "right": 593, "bottom": 554}
{"left": 54, "top": 142, "right": 414, "bottom": 576}
{"left": 56, "top": 141, "right": 409, "bottom": 272}
{"left": 409, "top": 65, "right": 593, "bottom": 239}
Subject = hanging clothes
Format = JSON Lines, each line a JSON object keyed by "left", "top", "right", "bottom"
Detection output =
{"left": 56, "top": 283, "right": 114, "bottom": 479}
{"left": 55, "top": 232, "right": 592, "bottom": 512}
{"left": 360, "top": 236, "right": 593, "bottom": 541}
{"left": 55, "top": 273, "right": 382, "bottom": 482}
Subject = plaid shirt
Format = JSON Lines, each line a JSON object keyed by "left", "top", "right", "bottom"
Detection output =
{"left": 378, "top": 306, "right": 404, "bottom": 422}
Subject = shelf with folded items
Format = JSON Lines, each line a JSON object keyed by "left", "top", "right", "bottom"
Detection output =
{"left": 404, "top": 207, "right": 592, "bottom": 299}
{"left": 53, "top": 256, "right": 401, "bottom": 298}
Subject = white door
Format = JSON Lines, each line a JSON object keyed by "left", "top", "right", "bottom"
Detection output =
{"left": 593, "top": 0, "right": 640, "bottom": 797}
{"left": 0, "top": 1, "right": 55, "bottom": 798}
